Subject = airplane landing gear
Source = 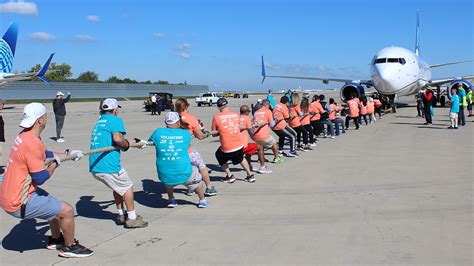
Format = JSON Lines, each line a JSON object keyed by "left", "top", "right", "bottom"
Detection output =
{"left": 388, "top": 94, "right": 397, "bottom": 113}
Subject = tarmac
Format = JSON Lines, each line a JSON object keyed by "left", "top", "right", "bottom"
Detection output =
{"left": 0, "top": 94, "right": 472, "bottom": 265}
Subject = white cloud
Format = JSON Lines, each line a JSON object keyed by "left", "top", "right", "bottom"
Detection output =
{"left": 75, "top": 34, "right": 96, "bottom": 42}
{"left": 30, "top": 32, "right": 56, "bottom": 42}
{"left": 153, "top": 32, "right": 166, "bottom": 39}
{"left": 176, "top": 43, "right": 193, "bottom": 50}
{"left": 179, "top": 52, "right": 191, "bottom": 59}
{"left": 86, "top": 15, "right": 100, "bottom": 22}
{"left": 0, "top": 1, "right": 38, "bottom": 15}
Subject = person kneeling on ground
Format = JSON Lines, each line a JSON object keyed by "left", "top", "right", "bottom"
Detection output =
{"left": 0, "top": 103, "right": 93, "bottom": 258}
{"left": 147, "top": 112, "right": 208, "bottom": 208}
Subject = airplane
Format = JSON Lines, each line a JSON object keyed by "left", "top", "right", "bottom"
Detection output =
{"left": 261, "top": 11, "right": 473, "bottom": 109}
{"left": 0, "top": 22, "right": 55, "bottom": 87}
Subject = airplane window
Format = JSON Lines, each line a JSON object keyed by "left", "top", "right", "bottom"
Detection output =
{"left": 399, "top": 58, "right": 406, "bottom": 65}
{"left": 387, "top": 58, "right": 399, "bottom": 63}
{"left": 375, "top": 58, "right": 386, "bottom": 64}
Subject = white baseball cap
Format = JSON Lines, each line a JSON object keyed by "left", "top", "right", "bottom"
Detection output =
{"left": 100, "top": 98, "right": 121, "bottom": 111}
{"left": 20, "top": 103, "right": 47, "bottom": 128}
{"left": 165, "top": 112, "right": 180, "bottom": 125}
{"left": 56, "top": 91, "right": 64, "bottom": 96}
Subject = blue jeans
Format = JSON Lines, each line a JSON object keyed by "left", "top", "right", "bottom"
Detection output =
{"left": 458, "top": 106, "right": 465, "bottom": 125}
{"left": 331, "top": 118, "right": 345, "bottom": 135}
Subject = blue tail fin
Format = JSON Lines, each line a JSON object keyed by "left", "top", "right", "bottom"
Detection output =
{"left": 36, "top": 53, "right": 55, "bottom": 86}
{"left": 0, "top": 22, "right": 19, "bottom": 73}
{"left": 415, "top": 10, "right": 420, "bottom": 56}
{"left": 261, "top": 56, "right": 266, "bottom": 83}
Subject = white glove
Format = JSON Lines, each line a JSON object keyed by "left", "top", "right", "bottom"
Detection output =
{"left": 68, "top": 150, "right": 84, "bottom": 161}
{"left": 53, "top": 154, "right": 61, "bottom": 166}
{"left": 135, "top": 139, "right": 148, "bottom": 149}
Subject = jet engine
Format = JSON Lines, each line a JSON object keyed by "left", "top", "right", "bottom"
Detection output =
{"left": 339, "top": 83, "right": 366, "bottom": 102}
{"left": 447, "top": 79, "right": 472, "bottom": 99}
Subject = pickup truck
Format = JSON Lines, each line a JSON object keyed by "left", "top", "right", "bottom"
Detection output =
{"left": 195, "top": 92, "right": 220, "bottom": 106}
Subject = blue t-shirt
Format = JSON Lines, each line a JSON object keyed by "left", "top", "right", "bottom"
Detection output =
{"left": 89, "top": 114, "right": 126, "bottom": 173}
{"left": 266, "top": 94, "right": 276, "bottom": 108}
{"left": 148, "top": 128, "right": 192, "bottom": 186}
{"left": 450, "top": 94, "right": 460, "bottom": 113}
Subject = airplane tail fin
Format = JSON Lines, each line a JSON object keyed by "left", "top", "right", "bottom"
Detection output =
{"left": 35, "top": 53, "right": 55, "bottom": 86}
{"left": 415, "top": 10, "right": 420, "bottom": 56}
{"left": 261, "top": 56, "right": 266, "bottom": 84}
{"left": 1, "top": 22, "right": 19, "bottom": 73}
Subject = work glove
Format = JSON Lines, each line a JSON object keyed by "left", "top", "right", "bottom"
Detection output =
{"left": 66, "top": 149, "right": 84, "bottom": 161}
{"left": 134, "top": 138, "right": 148, "bottom": 149}
{"left": 53, "top": 154, "right": 61, "bottom": 166}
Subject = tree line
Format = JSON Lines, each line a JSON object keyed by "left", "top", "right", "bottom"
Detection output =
{"left": 29, "top": 63, "right": 188, "bottom": 85}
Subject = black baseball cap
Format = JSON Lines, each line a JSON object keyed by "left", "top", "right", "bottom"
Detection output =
{"left": 217, "top": 98, "right": 228, "bottom": 107}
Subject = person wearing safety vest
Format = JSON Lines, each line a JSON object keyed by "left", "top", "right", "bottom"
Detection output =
{"left": 345, "top": 94, "right": 360, "bottom": 130}
{"left": 457, "top": 84, "right": 467, "bottom": 126}
{"left": 466, "top": 88, "right": 473, "bottom": 117}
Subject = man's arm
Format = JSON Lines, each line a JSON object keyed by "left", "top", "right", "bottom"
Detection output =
{"left": 113, "top": 132, "right": 130, "bottom": 150}
{"left": 63, "top": 94, "right": 71, "bottom": 103}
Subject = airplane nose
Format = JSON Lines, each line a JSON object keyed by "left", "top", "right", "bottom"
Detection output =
{"left": 374, "top": 65, "right": 398, "bottom": 92}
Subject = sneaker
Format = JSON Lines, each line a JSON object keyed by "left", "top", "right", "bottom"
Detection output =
{"left": 278, "top": 150, "right": 284, "bottom": 156}
{"left": 58, "top": 240, "right": 94, "bottom": 258}
{"left": 310, "top": 142, "right": 317, "bottom": 147}
{"left": 205, "top": 186, "right": 218, "bottom": 196}
{"left": 245, "top": 174, "right": 256, "bottom": 183}
{"left": 47, "top": 235, "right": 64, "bottom": 250}
{"left": 257, "top": 165, "right": 272, "bottom": 174}
{"left": 222, "top": 175, "right": 236, "bottom": 183}
{"left": 304, "top": 145, "right": 313, "bottom": 151}
{"left": 286, "top": 151, "right": 298, "bottom": 157}
{"left": 125, "top": 215, "right": 148, "bottom": 228}
{"left": 167, "top": 199, "right": 178, "bottom": 208}
{"left": 116, "top": 214, "right": 126, "bottom": 225}
{"left": 342, "top": 130, "right": 346, "bottom": 134}
{"left": 198, "top": 200, "right": 209, "bottom": 208}
{"left": 186, "top": 188, "right": 195, "bottom": 196}
{"left": 56, "top": 138, "right": 65, "bottom": 143}
{"left": 272, "top": 157, "right": 284, "bottom": 164}
{"left": 330, "top": 136, "right": 335, "bottom": 139}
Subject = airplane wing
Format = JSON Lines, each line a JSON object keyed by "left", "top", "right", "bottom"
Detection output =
{"left": 429, "top": 75, "right": 474, "bottom": 87}
{"left": 0, "top": 53, "right": 55, "bottom": 87}
{"left": 261, "top": 56, "right": 371, "bottom": 85}
{"left": 430, "top": 60, "right": 473, "bottom": 68}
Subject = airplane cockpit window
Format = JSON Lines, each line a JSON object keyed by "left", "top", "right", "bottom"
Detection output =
{"left": 374, "top": 58, "right": 386, "bottom": 64}
{"left": 399, "top": 58, "right": 406, "bottom": 65}
{"left": 387, "top": 58, "right": 399, "bottom": 63}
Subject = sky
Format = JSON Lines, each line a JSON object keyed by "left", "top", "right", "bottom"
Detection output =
{"left": 0, "top": 0, "right": 473, "bottom": 91}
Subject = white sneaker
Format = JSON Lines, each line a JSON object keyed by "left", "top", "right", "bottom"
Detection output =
{"left": 57, "top": 138, "right": 65, "bottom": 143}
{"left": 330, "top": 136, "right": 335, "bottom": 139}
{"left": 310, "top": 142, "right": 317, "bottom": 147}
{"left": 257, "top": 166, "right": 272, "bottom": 174}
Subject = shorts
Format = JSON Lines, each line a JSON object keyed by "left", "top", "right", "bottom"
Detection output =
{"left": 164, "top": 166, "right": 202, "bottom": 191}
{"left": 215, "top": 147, "right": 244, "bottom": 166}
{"left": 189, "top": 148, "right": 206, "bottom": 169}
{"left": 92, "top": 168, "right": 133, "bottom": 196}
{"left": 7, "top": 188, "right": 62, "bottom": 222}
{"left": 467, "top": 103, "right": 472, "bottom": 111}
{"left": 449, "top": 112, "right": 458, "bottom": 119}
{"left": 254, "top": 135, "right": 277, "bottom": 149}
{"left": 243, "top": 143, "right": 258, "bottom": 155}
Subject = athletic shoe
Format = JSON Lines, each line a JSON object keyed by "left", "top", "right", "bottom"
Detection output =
{"left": 47, "top": 235, "right": 64, "bottom": 250}
{"left": 310, "top": 142, "right": 317, "bottom": 147}
{"left": 447, "top": 126, "right": 455, "bottom": 129}
{"left": 56, "top": 138, "right": 65, "bottom": 143}
{"left": 287, "top": 151, "right": 298, "bottom": 157}
{"left": 245, "top": 175, "right": 256, "bottom": 183}
{"left": 278, "top": 150, "right": 284, "bottom": 156}
{"left": 330, "top": 136, "right": 335, "bottom": 139}
{"left": 222, "top": 175, "right": 236, "bottom": 183}
{"left": 304, "top": 146, "right": 313, "bottom": 151}
{"left": 58, "top": 240, "right": 94, "bottom": 258}
{"left": 116, "top": 214, "right": 126, "bottom": 225}
{"left": 205, "top": 186, "right": 218, "bottom": 196}
{"left": 272, "top": 157, "right": 284, "bottom": 164}
{"left": 125, "top": 215, "right": 148, "bottom": 229}
{"left": 342, "top": 130, "right": 346, "bottom": 134}
{"left": 454, "top": 127, "right": 459, "bottom": 129}
{"left": 198, "top": 200, "right": 209, "bottom": 208}
{"left": 167, "top": 199, "right": 178, "bottom": 208}
{"left": 186, "top": 188, "right": 195, "bottom": 196}
{"left": 257, "top": 165, "right": 272, "bottom": 174}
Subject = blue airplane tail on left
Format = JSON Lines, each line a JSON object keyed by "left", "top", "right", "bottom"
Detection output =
{"left": 0, "top": 22, "right": 19, "bottom": 73}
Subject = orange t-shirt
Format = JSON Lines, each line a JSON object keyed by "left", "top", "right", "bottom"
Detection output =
{"left": 329, "top": 103, "right": 338, "bottom": 120}
{"left": 179, "top": 111, "right": 201, "bottom": 153}
{"left": 239, "top": 115, "right": 252, "bottom": 147}
{"left": 309, "top": 101, "right": 324, "bottom": 121}
{"left": 272, "top": 103, "right": 289, "bottom": 130}
{"left": 211, "top": 108, "right": 244, "bottom": 153}
{"left": 0, "top": 131, "right": 46, "bottom": 212}
{"left": 359, "top": 102, "right": 368, "bottom": 115}
{"left": 347, "top": 99, "right": 360, "bottom": 118}
{"left": 366, "top": 102, "right": 375, "bottom": 114}
{"left": 300, "top": 106, "right": 311, "bottom": 126}
{"left": 252, "top": 106, "right": 273, "bottom": 141}
{"left": 374, "top": 99, "right": 382, "bottom": 107}
{"left": 289, "top": 105, "right": 302, "bottom": 128}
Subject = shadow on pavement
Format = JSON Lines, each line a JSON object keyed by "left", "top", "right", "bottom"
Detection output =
{"left": 134, "top": 179, "right": 196, "bottom": 208}
{"left": 75, "top": 196, "right": 116, "bottom": 222}
{"left": 2, "top": 219, "right": 50, "bottom": 252}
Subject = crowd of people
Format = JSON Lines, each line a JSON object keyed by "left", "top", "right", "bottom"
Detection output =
{"left": 1, "top": 84, "right": 471, "bottom": 258}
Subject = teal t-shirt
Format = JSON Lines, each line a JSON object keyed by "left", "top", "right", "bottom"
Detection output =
{"left": 148, "top": 128, "right": 192, "bottom": 186}
{"left": 450, "top": 94, "right": 460, "bottom": 113}
{"left": 89, "top": 114, "right": 126, "bottom": 173}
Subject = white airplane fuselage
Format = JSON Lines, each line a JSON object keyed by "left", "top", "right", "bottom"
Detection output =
{"left": 370, "top": 46, "right": 431, "bottom": 97}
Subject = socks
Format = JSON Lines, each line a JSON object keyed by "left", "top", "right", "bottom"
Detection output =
{"left": 127, "top": 210, "right": 137, "bottom": 220}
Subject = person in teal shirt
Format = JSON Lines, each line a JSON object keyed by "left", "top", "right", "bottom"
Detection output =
{"left": 449, "top": 87, "right": 460, "bottom": 129}
{"left": 89, "top": 98, "right": 148, "bottom": 228}
{"left": 266, "top": 89, "right": 276, "bottom": 110}
{"left": 148, "top": 112, "right": 208, "bottom": 208}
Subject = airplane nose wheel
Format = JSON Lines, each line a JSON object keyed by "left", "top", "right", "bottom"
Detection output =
{"left": 388, "top": 95, "right": 397, "bottom": 113}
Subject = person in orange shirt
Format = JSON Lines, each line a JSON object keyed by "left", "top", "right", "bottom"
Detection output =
{"left": 0, "top": 103, "right": 93, "bottom": 258}
{"left": 345, "top": 94, "right": 360, "bottom": 130}
{"left": 252, "top": 100, "right": 284, "bottom": 164}
{"left": 272, "top": 96, "right": 298, "bottom": 157}
{"left": 359, "top": 97, "right": 369, "bottom": 125}
{"left": 328, "top": 98, "right": 345, "bottom": 136}
{"left": 300, "top": 97, "right": 316, "bottom": 146}
{"left": 373, "top": 96, "right": 383, "bottom": 119}
{"left": 175, "top": 98, "right": 218, "bottom": 196}
{"left": 211, "top": 98, "right": 255, "bottom": 183}
{"left": 289, "top": 93, "right": 311, "bottom": 150}
{"left": 366, "top": 97, "right": 376, "bottom": 123}
{"left": 240, "top": 105, "right": 272, "bottom": 174}
{"left": 309, "top": 95, "right": 335, "bottom": 139}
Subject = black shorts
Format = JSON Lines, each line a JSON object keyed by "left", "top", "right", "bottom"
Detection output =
{"left": 215, "top": 147, "right": 244, "bottom": 166}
